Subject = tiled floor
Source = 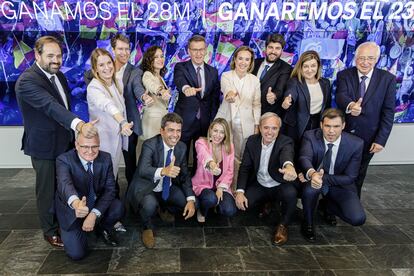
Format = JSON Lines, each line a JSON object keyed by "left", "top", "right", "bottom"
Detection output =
{"left": 0, "top": 166, "right": 413, "bottom": 275}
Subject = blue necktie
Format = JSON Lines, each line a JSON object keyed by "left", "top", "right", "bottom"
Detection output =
{"left": 86, "top": 162, "right": 96, "bottom": 209}
{"left": 260, "top": 65, "right": 270, "bottom": 80}
{"left": 162, "top": 149, "right": 173, "bottom": 200}
{"left": 320, "top": 143, "right": 334, "bottom": 195}
{"left": 359, "top": 75, "right": 368, "bottom": 99}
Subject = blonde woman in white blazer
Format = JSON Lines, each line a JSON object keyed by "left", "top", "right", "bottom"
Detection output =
{"left": 216, "top": 46, "right": 261, "bottom": 171}
{"left": 87, "top": 48, "right": 133, "bottom": 177}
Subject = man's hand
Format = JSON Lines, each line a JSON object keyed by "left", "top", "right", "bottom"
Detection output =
{"left": 370, "top": 142, "right": 384, "bottom": 153}
{"left": 349, "top": 98, "right": 363, "bottom": 116}
{"left": 183, "top": 200, "right": 195, "bottom": 220}
{"left": 161, "top": 156, "right": 180, "bottom": 178}
{"left": 224, "top": 90, "right": 238, "bottom": 103}
{"left": 216, "top": 188, "right": 224, "bottom": 202}
{"left": 266, "top": 87, "right": 277, "bottom": 105}
{"left": 79, "top": 119, "right": 99, "bottom": 138}
{"left": 183, "top": 87, "right": 202, "bottom": 97}
{"left": 281, "top": 94, "right": 292, "bottom": 110}
{"left": 142, "top": 91, "right": 155, "bottom": 107}
{"left": 160, "top": 88, "right": 172, "bottom": 101}
{"left": 298, "top": 172, "right": 307, "bottom": 183}
{"left": 310, "top": 169, "right": 324, "bottom": 189}
{"left": 82, "top": 212, "right": 97, "bottom": 232}
{"left": 278, "top": 164, "right": 297, "bottom": 181}
{"left": 254, "top": 125, "right": 259, "bottom": 134}
{"left": 72, "top": 196, "right": 89, "bottom": 218}
{"left": 235, "top": 192, "right": 248, "bottom": 211}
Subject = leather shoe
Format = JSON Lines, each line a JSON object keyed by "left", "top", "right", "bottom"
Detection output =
{"left": 100, "top": 229, "right": 118, "bottom": 247}
{"left": 158, "top": 209, "right": 175, "bottom": 223}
{"left": 324, "top": 214, "right": 337, "bottom": 226}
{"left": 44, "top": 235, "right": 64, "bottom": 247}
{"left": 142, "top": 229, "right": 155, "bottom": 249}
{"left": 301, "top": 223, "right": 316, "bottom": 242}
{"left": 273, "top": 224, "right": 288, "bottom": 246}
{"left": 258, "top": 202, "right": 272, "bottom": 218}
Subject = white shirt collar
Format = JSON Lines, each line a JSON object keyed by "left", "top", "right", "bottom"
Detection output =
{"left": 118, "top": 63, "right": 128, "bottom": 74}
{"left": 261, "top": 139, "right": 275, "bottom": 149}
{"left": 78, "top": 154, "right": 93, "bottom": 168}
{"left": 357, "top": 68, "right": 374, "bottom": 80}
{"left": 36, "top": 62, "right": 56, "bottom": 79}
{"left": 162, "top": 140, "right": 175, "bottom": 153}
{"left": 323, "top": 135, "right": 341, "bottom": 148}
{"left": 192, "top": 62, "right": 204, "bottom": 71}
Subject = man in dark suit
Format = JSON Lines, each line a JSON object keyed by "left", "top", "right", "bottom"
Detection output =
{"left": 127, "top": 113, "right": 196, "bottom": 248}
{"left": 299, "top": 108, "right": 366, "bottom": 242}
{"left": 15, "top": 36, "right": 98, "bottom": 247}
{"left": 55, "top": 132, "right": 124, "bottom": 260}
{"left": 336, "top": 42, "right": 396, "bottom": 197}
{"left": 173, "top": 35, "right": 220, "bottom": 168}
{"left": 252, "top": 33, "right": 292, "bottom": 116}
{"left": 84, "top": 33, "right": 151, "bottom": 185}
{"left": 235, "top": 112, "right": 299, "bottom": 246}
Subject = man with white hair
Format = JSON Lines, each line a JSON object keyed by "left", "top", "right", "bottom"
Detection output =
{"left": 336, "top": 42, "right": 396, "bottom": 197}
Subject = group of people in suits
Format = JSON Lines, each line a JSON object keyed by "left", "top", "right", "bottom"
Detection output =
{"left": 15, "top": 32, "right": 395, "bottom": 260}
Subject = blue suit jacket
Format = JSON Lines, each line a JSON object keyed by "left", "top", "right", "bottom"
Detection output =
{"left": 298, "top": 129, "right": 364, "bottom": 192}
{"left": 55, "top": 149, "right": 116, "bottom": 231}
{"left": 173, "top": 60, "right": 220, "bottom": 140}
{"left": 336, "top": 67, "right": 396, "bottom": 150}
{"left": 15, "top": 64, "right": 77, "bottom": 159}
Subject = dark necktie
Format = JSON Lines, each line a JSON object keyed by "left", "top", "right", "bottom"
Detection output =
{"left": 260, "top": 65, "right": 270, "bottom": 80}
{"left": 162, "top": 149, "right": 173, "bottom": 200}
{"left": 86, "top": 162, "right": 96, "bottom": 210}
{"left": 320, "top": 143, "right": 334, "bottom": 195}
{"left": 359, "top": 75, "right": 368, "bottom": 99}
{"left": 50, "top": 76, "right": 59, "bottom": 92}
{"left": 196, "top": 66, "right": 203, "bottom": 97}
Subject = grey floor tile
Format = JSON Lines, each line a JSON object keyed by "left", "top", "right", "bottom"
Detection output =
{"left": 361, "top": 225, "right": 413, "bottom": 244}
{"left": 0, "top": 213, "right": 40, "bottom": 230}
{"left": 38, "top": 249, "right": 113, "bottom": 274}
{"left": 397, "top": 225, "right": 414, "bottom": 241}
{"left": 268, "top": 271, "right": 335, "bottom": 276}
{"left": 368, "top": 209, "right": 414, "bottom": 225}
{"left": 181, "top": 248, "right": 243, "bottom": 272}
{"left": 358, "top": 245, "right": 414, "bottom": 269}
{"left": 0, "top": 169, "right": 21, "bottom": 178}
{"left": 0, "top": 249, "right": 49, "bottom": 275}
{"left": 0, "top": 200, "right": 28, "bottom": 214}
{"left": 0, "top": 229, "right": 53, "bottom": 251}
{"left": 0, "top": 187, "right": 35, "bottom": 200}
{"left": 319, "top": 226, "right": 374, "bottom": 245}
{"left": 362, "top": 194, "right": 414, "bottom": 209}
{"left": 246, "top": 226, "right": 273, "bottom": 246}
{"left": 149, "top": 227, "right": 204, "bottom": 248}
{"left": 392, "top": 268, "right": 414, "bottom": 276}
{"left": 220, "top": 272, "right": 268, "bottom": 276}
{"left": 17, "top": 199, "right": 38, "bottom": 214}
{"left": 285, "top": 225, "right": 329, "bottom": 246}
{"left": 87, "top": 228, "right": 137, "bottom": 249}
{"left": 333, "top": 269, "right": 394, "bottom": 276}
{"left": 0, "top": 230, "right": 10, "bottom": 244}
{"left": 109, "top": 248, "right": 179, "bottom": 274}
{"left": 204, "top": 227, "right": 249, "bottom": 247}
{"left": 310, "top": 246, "right": 372, "bottom": 270}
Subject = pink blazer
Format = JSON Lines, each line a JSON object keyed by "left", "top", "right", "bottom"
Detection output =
{"left": 191, "top": 138, "right": 235, "bottom": 196}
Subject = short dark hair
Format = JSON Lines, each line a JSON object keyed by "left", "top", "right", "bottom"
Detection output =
{"left": 265, "top": 33, "right": 286, "bottom": 49}
{"left": 188, "top": 35, "right": 206, "bottom": 48}
{"left": 161, "top": 113, "right": 183, "bottom": 129}
{"left": 35, "top": 36, "right": 62, "bottom": 55}
{"left": 111, "top": 33, "right": 130, "bottom": 49}
{"left": 321, "top": 108, "right": 345, "bottom": 124}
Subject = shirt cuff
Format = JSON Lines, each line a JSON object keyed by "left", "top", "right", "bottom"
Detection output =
{"left": 70, "top": 118, "right": 83, "bottom": 132}
{"left": 345, "top": 102, "right": 352, "bottom": 114}
{"left": 182, "top": 85, "right": 190, "bottom": 93}
{"left": 217, "top": 184, "right": 228, "bottom": 191}
{"left": 186, "top": 196, "right": 195, "bottom": 202}
{"left": 91, "top": 208, "right": 101, "bottom": 218}
{"left": 154, "top": 168, "right": 163, "bottom": 182}
{"left": 236, "top": 189, "right": 245, "bottom": 193}
{"left": 283, "top": 161, "right": 294, "bottom": 168}
{"left": 306, "top": 169, "right": 316, "bottom": 180}
{"left": 68, "top": 195, "right": 80, "bottom": 209}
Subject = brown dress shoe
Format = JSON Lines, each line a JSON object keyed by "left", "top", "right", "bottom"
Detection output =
{"left": 44, "top": 235, "right": 64, "bottom": 247}
{"left": 273, "top": 224, "right": 288, "bottom": 246}
{"left": 158, "top": 209, "right": 175, "bottom": 223}
{"left": 142, "top": 229, "right": 155, "bottom": 249}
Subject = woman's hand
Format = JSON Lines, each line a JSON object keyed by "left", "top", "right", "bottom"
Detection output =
{"left": 216, "top": 188, "right": 223, "bottom": 202}
{"left": 120, "top": 121, "right": 134, "bottom": 136}
{"left": 225, "top": 90, "right": 238, "bottom": 103}
{"left": 282, "top": 94, "right": 292, "bottom": 110}
{"left": 208, "top": 160, "right": 221, "bottom": 176}
{"left": 160, "top": 88, "right": 171, "bottom": 102}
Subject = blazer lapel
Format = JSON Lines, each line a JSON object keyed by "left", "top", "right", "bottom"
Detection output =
{"left": 334, "top": 139, "right": 346, "bottom": 174}
{"left": 350, "top": 68, "right": 360, "bottom": 100}
{"left": 186, "top": 61, "right": 198, "bottom": 88}
{"left": 122, "top": 63, "right": 133, "bottom": 89}
{"left": 320, "top": 79, "right": 329, "bottom": 111}
{"left": 56, "top": 73, "right": 71, "bottom": 108}
{"left": 315, "top": 130, "right": 325, "bottom": 168}
{"left": 261, "top": 59, "right": 281, "bottom": 84}
{"left": 34, "top": 65, "right": 67, "bottom": 107}
{"left": 299, "top": 81, "right": 311, "bottom": 112}
{"left": 157, "top": 136, "right": 165, "bottom": 168}
{"left": 362, "top": 68, "right": 379, "bottom": 106}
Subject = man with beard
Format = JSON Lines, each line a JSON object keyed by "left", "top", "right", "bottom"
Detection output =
{"left": 252, "top": 33, "right": 292, "bottom": 116}
{"left": 15, "top": 36, "right": 98, "bottom": 247}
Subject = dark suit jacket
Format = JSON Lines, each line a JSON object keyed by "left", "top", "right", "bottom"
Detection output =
{"left": 15, "top": 64, "right": 77, "bottom": 160}
{"left": 237, "top": 134, "right": 295, "bottom": 191}
{"left": 55, "top": 149, "right": 116, "bottom": 231}
{"left": 84, "top": 63, "right": 145, "bottom": 135}
{"left": 283, "top": 77, "right": 331, "bottom": 142}
{"left": 252, "top": 58, "right": 292, "bottom": 116}
{"left": 127, "top": 135, "right": 194, "bottom": 210}
{"left": 173, "top": 60, "right": 220, "bottom": 140}
{"left": 336, "top": 67, "right": 396, "bottom": 150}
{"left": 298, "top": 129, "right": 363, "bottom": 192}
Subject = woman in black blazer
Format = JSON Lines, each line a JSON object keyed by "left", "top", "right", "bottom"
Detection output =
{"left": 281, "top": 50, "right": 331, "bottom": 144}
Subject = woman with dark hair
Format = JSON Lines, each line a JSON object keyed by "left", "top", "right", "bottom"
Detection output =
{"left": 192, "top": 118, "right": 237, "bottom": 223}
{"left": 281, "top": 50, "right": 331, "bottom": 143}
{"left": 141, "top": 46, "right": 171, "bottom": 140}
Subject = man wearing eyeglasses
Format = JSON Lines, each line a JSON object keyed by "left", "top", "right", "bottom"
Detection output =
{"left": 174, "top": 35, "right": 220, "bottom": 172}
{"left": 336, "top": 42, "right": 396, "bottom": 197}
{"left": 55, "top": 132, "right": 124, "bottom": 260}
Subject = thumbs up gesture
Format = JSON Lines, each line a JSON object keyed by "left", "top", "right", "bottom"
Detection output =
{"left": 142, "top": 91, "right": 155, "bottom": 107}
{"left": 350, "top": 98, "right": 363, "bottom": 116}
{"left": 282, "top": 94, "right": 292, "bottom": 110}
{"left": 73, "top": 196, "right": 89, "bottom": 218}
{"left": 161, "top": 155, "right": 180, "bottom": 178}
{"left": 266, "top": 87, "right": 277, "bottom": 104}
{"left": 278, "top": 163, "right": 297, "bottom": 181}
{"left": 310, "top": 169, "right": 324, "bottom": 189}
{"left": 225, "top": 90, "right": 238, "bottom": 103}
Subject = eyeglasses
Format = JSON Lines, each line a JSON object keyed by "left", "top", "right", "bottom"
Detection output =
{"left": 189, "top": 48, "right": 206, "bottom": 53}
{"left": 356, "top": 56, "right": 377, "bottom": 62}
{"left": 78, "top": 145, "right": 100, "bottom": 151}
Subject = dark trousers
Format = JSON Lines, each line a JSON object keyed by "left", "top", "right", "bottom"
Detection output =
{"left": 302, "top": 184, "right": 366, "bottom": 226}
{"left": 122, "top": 132, "right": 138, "bottom": 185}
{"left": 139, "top": 185, "right": 187, "bottom": 229}
{"left": 61, "top": 199, "right": 124, "bottom": 260}
{"left": 182, "top": 118, "right": 203, "bottom": 175}
{"left": 198, "top": 188, "right": 237, "bottom": 218}
{"left": 355, "top": 151, "right": 374, "bottom": 198}
{"left": 245, "top": 182, "right": 299, "bottom": 226}
{"left": 31, "top": 157, "right": 59, "bottom": 237}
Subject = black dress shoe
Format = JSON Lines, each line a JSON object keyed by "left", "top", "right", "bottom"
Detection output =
{"left": 301, "top": 223, "right": 316, "bottom": 242}
{"left": 100, "top": 230, "right": 119, "bottom": 247}
{"left": 324, "top": 214, "right": 337, "bottom": 226}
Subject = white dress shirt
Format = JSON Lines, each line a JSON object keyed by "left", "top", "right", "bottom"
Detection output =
{"left": 308, "top": 82, "right": 324, "bottom": 115}
{"left": 346, "top": 68, "right": 374, "bottom": 113}
{"left": 256, "top": 60, "right": 274, "bottom": 79}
